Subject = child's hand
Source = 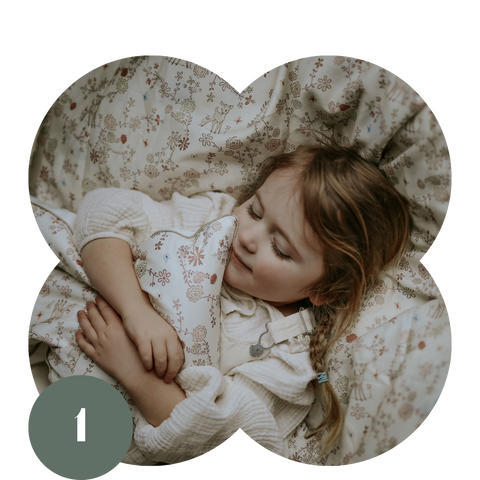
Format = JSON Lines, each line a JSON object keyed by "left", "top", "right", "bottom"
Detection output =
{"left": 121, "top": 305, "right": 184, "bottom": 383}
{"left": 76, "top": 297, "right": 145, "bottom": 383}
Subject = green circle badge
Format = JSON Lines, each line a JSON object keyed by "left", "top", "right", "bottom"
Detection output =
{"left": 29, "top": 376, "right": 133, "bottom": 479}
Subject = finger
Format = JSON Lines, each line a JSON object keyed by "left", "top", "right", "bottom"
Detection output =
{"left": 154, "top": 342, "right": 181, "bottom": 383}
{"left": 77, "top": 310, "right": 98, "bottom": 343}
{"left": 152, "top": 342, "right": 168, "bottom": 378}
{"left": 95, "top": 296, "right": 121, "bottom": 325}
{"left": 75, "top": 331, "right": 96, "bottom": 358}
{"left": 86, "top": 301, "right": 106, "bottom": 332}
{"left": 163, "top": 340, "right": 184, "bottom": 384}
{"left": 137, "top": 341, "right": 154, "bottom": 371}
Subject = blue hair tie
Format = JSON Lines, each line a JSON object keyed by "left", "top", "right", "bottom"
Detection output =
{"left": 317, "top": 372, "right": 329, "bottom": 384}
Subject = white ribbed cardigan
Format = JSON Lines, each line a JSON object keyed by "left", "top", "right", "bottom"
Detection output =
{"left": 73, "top": 188, "right": 316, "bottom": 464}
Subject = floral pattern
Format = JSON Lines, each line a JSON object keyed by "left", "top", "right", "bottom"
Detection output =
{"left": 29, "top": 55, "right": 451, "bottom": 466}
{"left": 133, "top": 216, "right": 238, "bottom": 368}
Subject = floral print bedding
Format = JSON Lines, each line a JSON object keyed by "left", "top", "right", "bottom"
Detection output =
{"left": 28, "top": 55, "right": 451, "bottom": 465}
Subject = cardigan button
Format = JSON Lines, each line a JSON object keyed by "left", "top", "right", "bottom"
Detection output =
{"left": 250, "top": 344, "right": 264, "bottom": 357}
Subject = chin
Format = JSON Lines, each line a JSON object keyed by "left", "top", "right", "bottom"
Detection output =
{"left": 223, "top": 269, "right": 239, "bottom": 291}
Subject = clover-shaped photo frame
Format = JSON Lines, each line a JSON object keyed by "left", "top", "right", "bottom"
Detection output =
{"left": 28, "top": 55, "right": 451, "bottom": 466}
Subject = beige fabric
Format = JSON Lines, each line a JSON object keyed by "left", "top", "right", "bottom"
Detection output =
{"left": 74, "top": 188, "right": 237, "bottom": 251}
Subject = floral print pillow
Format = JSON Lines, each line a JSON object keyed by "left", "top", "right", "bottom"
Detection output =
{"left": 132, "top": 215, "right": 238, "bottom": 369}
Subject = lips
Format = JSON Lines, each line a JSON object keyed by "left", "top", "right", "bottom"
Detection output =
{"left": 231, "top": 247, "right": 251, "bottom": 271}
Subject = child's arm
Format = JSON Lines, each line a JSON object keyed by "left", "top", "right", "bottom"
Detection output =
{"left": 81, "top": 237, "right": 184, "bottom": 383}
{"left": 81, "top": 237, "right": 147, "bottom": 316}
{"left": 122, "top": 366, "right": 186, "bottom": 427}
{"left": 76, "top": 297, "right": 186, "bottom": 426}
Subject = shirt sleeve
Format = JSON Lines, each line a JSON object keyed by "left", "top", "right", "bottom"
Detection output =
{"left": 133, "top": 367, "right": 285, "bottom": 463}
{"left": 73, "top": 188, "right": 237, "bottom": 253}
{"left": 133, "top": 347, "right": 316, "bottom": 464}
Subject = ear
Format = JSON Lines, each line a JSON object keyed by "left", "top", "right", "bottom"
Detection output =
{"left": 308, "top": 292, "right": 328, "bottom": 306}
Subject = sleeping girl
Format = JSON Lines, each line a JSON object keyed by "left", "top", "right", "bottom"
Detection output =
{"left": 73, "top": 141, "right": 411, "bottom": 463}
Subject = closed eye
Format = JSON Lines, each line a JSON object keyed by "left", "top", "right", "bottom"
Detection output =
{"left": 246, "top": 202, "right": 261, "bottom": 220}
{"left": 271, "top": 239, "right": 290, "bottom": 261}
{"left": 248, "top": 202, "right": 291, "bottom": 260}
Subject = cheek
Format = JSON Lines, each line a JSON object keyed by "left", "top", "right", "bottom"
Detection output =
{"left": 257, "top": 258, "right": 293, "bottom": 284}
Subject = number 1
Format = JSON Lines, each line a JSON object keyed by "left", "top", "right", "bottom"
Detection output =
{"left": 75, "top": 408, "right": 86, "bottom": 442}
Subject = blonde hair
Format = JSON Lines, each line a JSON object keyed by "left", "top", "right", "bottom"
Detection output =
{"left": 249, "top": 142, "right": 411, "bottom": 455}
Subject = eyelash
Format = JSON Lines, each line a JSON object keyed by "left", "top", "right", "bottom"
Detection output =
{"left": 246, "top": 203, "right": 291, "bottom": 261}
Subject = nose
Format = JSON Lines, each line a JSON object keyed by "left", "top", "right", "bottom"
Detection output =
{"left": 237, "top": 219, "right": 257, "bottom": 254}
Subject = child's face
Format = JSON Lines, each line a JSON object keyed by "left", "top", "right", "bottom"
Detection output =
{"left": 224, "top": 167, "right": 325, "bottom": 309}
